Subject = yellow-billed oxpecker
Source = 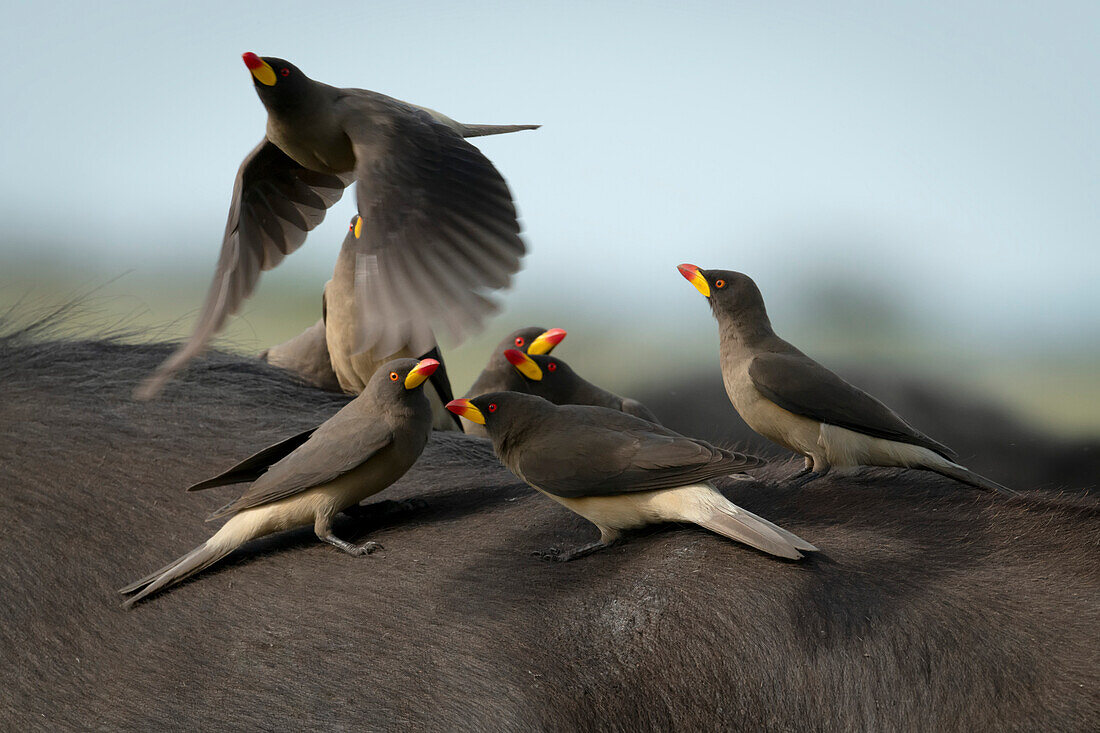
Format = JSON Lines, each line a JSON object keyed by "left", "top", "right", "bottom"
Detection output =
{"left": 677, "top": 264, "right": 1019, "bottom": 496}
{"left": 121, "top": 357, "right": 441, "bottom": 607}
{"left": 136, "top": 53, "right": 538, "bottom": 399}
{"left": 503, "top": 349, "right": 661, "bottom": 424}
{"left": 459, "top": 326, "right": 566, "bottom": 436}
{"left": 446, "top": 393, "right": 817, "bottom": 561}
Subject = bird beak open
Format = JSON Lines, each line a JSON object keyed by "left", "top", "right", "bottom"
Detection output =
{"left": 404, "top": 358, "right": 439, "bottom": 390}
{"left": 677, "top": 263, "right": 710, "bottom": 297}
{"left": 504, "top": 349, "right": 542, "bottom": 380}
{"left": 242, "top": 52, "right": 277, "bottom": 86}
{"left": 446, "top": 399, "right": 485, "bottom": 425}
{"left": 527, "top": 328, "right": 566, "bottom": 355}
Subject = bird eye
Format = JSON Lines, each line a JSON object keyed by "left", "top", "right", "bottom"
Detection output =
{"left": 280, "top": 68, "right": 290, "bottom": 77}
{"left": 389, "top": 371, "right": 399, "bottom": 381}
{"left": 715, "top": 279, "right": 726, "bottom": 288}
{"left": 349, "top": 222, "right": 354, "bottom": 232}
{"left": 547, "top": 362, "right": 557, "bottom": 372}
{"left": 488, "top": 403, "right": 497, "bottom": 412}
{"left": 514, "top": 337, "right": 525, "bottom": 347}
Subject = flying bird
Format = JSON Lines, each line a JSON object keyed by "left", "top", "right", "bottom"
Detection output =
{"left": 136, "top": 53, "right": 538, "bottom": 399}
{"left": 121, "top": 357, "right": 441, "bottom": 607}
{"left": 677, "top": 264, "right": 1019, "bottom": 496}
{"left": 447, "top": 393, "right": 816, "bottom": 561}
{"left": 503, "top": 349, "right": 661, "bottom": 423}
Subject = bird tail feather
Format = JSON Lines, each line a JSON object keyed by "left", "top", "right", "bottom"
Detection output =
{"left": 461, "top": 123, "right": 541, "bottom": 138}
{"left": 686, "top": 487, "right": 816, "bottom": 559}
{"left": 119, "top": 515, "right": 254, "bottom": 608}
{"left": 926, "top": 460, "right": 1020, "bottom": 497}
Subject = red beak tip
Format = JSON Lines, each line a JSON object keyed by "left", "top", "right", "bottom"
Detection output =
{"left": 677, "top": 263, "right": 700, "bottom": 280}
{"left": 242, "top": 52, "right": 262, "bottom": 69}
{"left": 544, "top": 328, "right": 567, "bottom": 343}
{"left": 503, "top": 349, "right": 525, "bottom": 365}
{"left": 445, "top": 399, "right": 465, "bottom": 413}
{"left": 417, "top": 358, "right": 440, "bottom": 375}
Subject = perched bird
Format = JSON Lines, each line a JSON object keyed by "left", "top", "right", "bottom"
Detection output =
{"left": 503, "top": 349, "right": 661, "bottom": 423}
{"left": 323, "top": 215, "right": 462, "bottom": 430}
{"left": 136, "top": 52, "right": 538, "bottom": 399}
{"left": 677, "top": 264, "right": 1019, "bottom": 496}
{"left": 121, "top": 357, "right": 440, "bottom": 607}
{"left": 446, "top": 393, "right": 816, "bottom": 561}
{"left": 460, "top": 326, "right": 566, "bottom": 436}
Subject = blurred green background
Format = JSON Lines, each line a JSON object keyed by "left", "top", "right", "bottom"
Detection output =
{"left": 2, "top": 1, "right": 1097, "bottom": 436}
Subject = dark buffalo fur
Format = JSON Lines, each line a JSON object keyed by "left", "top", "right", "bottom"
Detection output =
{"left": 1, "top": 323, "right": 1097, "bottom": 731}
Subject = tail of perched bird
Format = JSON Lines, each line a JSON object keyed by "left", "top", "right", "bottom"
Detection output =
{"left": 924, "top": 459, "right": 1020, "bottom": 497}
{"left": 119, "top": 512, "right": 262, "bottom": 608}
{"left": 460, "top": 123, "right": 541, "bottom": 137}
{"left": 678, "top": 484, "right": 817, "bottom": 559}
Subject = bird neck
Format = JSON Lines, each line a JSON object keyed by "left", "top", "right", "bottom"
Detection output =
{"left": 716, "top": 309, "right": 780, "bottom": 354}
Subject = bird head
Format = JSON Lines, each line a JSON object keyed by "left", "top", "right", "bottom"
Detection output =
{"left": 242, "top": 53, "right": 313, "bottom": 110}
{"left": 369, "top": 356, "right": 440, "bottom": 401}
{"left": 494, "top": 326, "right": 567, "bottom": 357}
{"left": 677, "top": 264, "right": 770, "bottom": 326}
{"left": 445, "top": 392, "right": 542, "bottom": 432}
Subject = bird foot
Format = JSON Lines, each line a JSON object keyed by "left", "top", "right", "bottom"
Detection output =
{"left": 348, "top": 540, "right": 383, "bottom": 556}
{"left": 788, "top": 470, "right": 827, "bottom": 489}
{"left": 533, "top": 540, "right": 612, "bottom": 562}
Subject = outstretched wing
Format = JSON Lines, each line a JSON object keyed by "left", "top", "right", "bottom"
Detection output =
{"left": 136, "top": 139, "right": 351, "bottom": 399}
{"left": 342, "top": 97, "right": 525, "bottom": 357}
{"left": 748, "top": 352, "right": 956, "bottom": 459}
{"left": 517, "top": 407, "right": 765, "bottom": 498}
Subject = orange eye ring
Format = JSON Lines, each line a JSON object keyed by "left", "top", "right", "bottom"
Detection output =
{"left": 389, "top": 371, "right": 399, "bottom": 381}
{"left": 715, "top": 279, "right": 726, "bottom": 289}
{"left": 488, "top": 403, "right": 497, "bottom": 412}
{"left": 514, "top": 337, "right": 525, "bottom": 347}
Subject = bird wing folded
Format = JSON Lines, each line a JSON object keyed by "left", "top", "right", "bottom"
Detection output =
{"left": 516, "top": 409, "right": 764, "bottom": 498}
{"left": 188, "top": 427, "right": 319, "bottom": 491}
{"left": 207, "top": 412, "right": 394, "bottom": 520}
{"left": 748, "top": 352, "right": 956, "bottom": 459}
{"left": 136, "top": 140, "right": 351, "bottom": 399}
{"left": 343, "top": 100, "right": 524, "bottom": 357}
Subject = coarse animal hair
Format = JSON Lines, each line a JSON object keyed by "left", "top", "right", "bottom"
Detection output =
{"left": 1, "top": 315, "right": 1097, "bottom": 730}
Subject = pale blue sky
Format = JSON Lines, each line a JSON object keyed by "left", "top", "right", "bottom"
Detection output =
{"left": 1, "top": 0, "right": 1098, "bottom": 346}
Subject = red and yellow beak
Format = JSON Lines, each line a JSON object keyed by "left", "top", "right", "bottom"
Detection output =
{"left": 677, "top": 263, "right": 710, "bottom": 297}
{"left": 404, "top": 358, "right": 439, "bottom": 390}
{"left": 446, "top": 398, "right": 485, "bottom": 425}
{"left": 504, "top": 349, "right": 542, "bottom": 380}
{"left": 242, "top": 52, "right": 277, "bottom": 86}
{"left": 527, "top": 327, "right": 566, "bottom": 355}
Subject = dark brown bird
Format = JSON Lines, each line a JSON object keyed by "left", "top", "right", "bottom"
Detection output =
{"left": 447, "top": 393, "right": 816, "bottom": 561}
{"left": 121, "top": 357, "right": 441, "bottom": 607}
{"left": 677, "top": 264, "right": 1018, "bottom": 496}
{"left": 459, "top": 326, "right": 566, "bottom": 436}
{"left": 136, "top": 53, "right": 537, "bottom": 399}
{"left": 503, "top": 349, "right": 661, "bottom": 423}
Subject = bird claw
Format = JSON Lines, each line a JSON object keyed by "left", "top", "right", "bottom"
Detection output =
{"left": 352, "top": 541, "right": 382, "bottom": 556}
{"left": 533, "top": 547, "right": 562, "bottom": 561}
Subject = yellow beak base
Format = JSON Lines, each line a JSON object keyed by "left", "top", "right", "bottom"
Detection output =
{"left": 353, "top": 216, "right": 363, "bottom": 239}
{"left": 678, "top": 263, "right": 711, "bottom": 298}
{"left": 505, "top": 350, "right": 543, "bottom": 381}
{"left": 250, "top": 61, "right": 277, "bottom": 86}
{"left": 404, "top": 358, "right": 439, "bottom": 390}
{"left": 446, "top": 399, "right": 485, "bottom": 425}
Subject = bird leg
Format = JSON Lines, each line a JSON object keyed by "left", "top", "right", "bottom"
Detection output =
{"left": 315, "top": 516, "right": 382, "bottom": 556}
